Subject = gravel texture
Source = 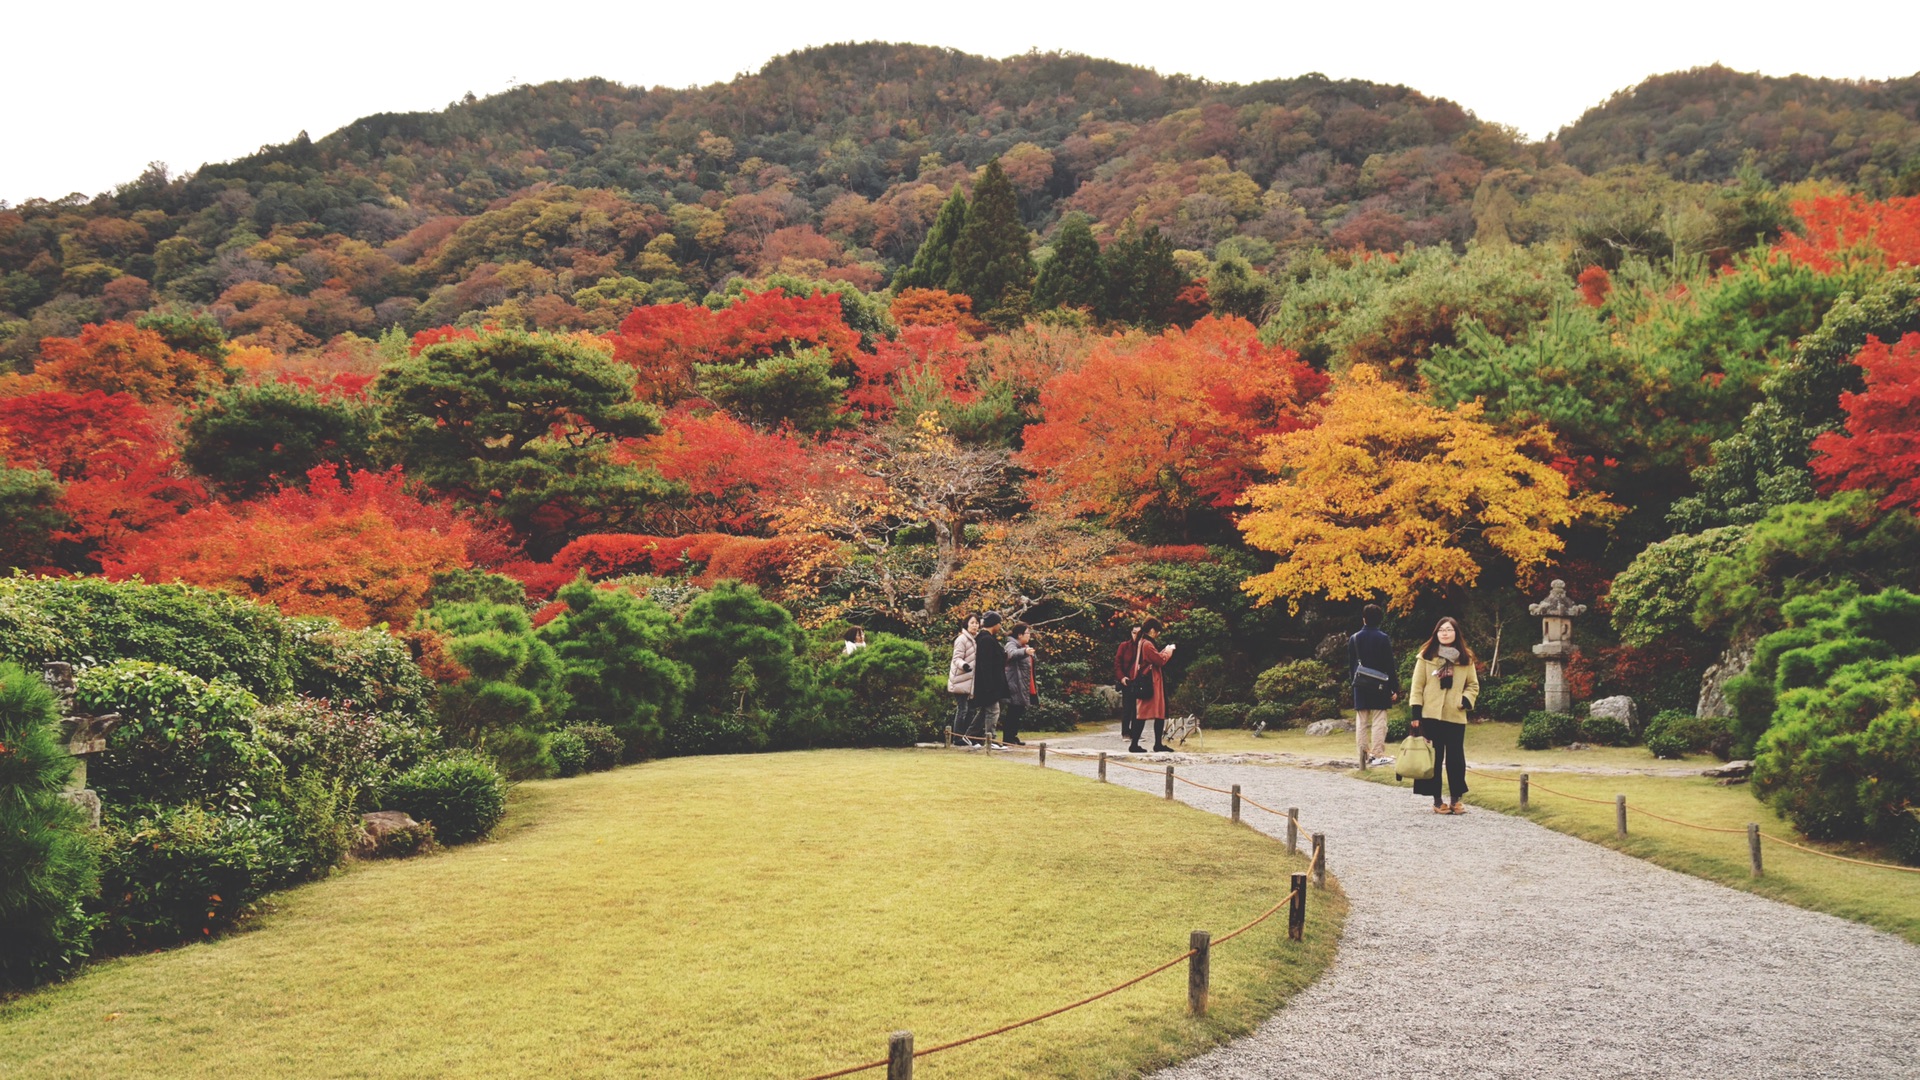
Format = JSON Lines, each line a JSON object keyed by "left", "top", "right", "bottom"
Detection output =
{"left": 1030, "top": 748, "right": 1920, "bottom": 1080}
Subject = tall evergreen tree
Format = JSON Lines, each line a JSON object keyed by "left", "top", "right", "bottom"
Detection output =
{"left": 894, "top": 187, "right": 968, "bottom": 292}
{"left": 949, "top": 159, "right": 1035, "bottom": 313}
{"left": 0, "top": 663, "right": 100, "bottom": 987}
{"left": 1104, "top": 225, "right": 1185, "bottom": 328}
{"left": 1033, "top": 213, "right": 1106, "bottom": 312}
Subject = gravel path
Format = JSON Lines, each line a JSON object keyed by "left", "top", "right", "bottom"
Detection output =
{"left": 1030, "top": 749, "right": 1920, "bottom": 1080}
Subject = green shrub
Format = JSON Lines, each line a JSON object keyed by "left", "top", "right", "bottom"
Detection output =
{"left": 1202, "top": 702, "right": 1252, "bottom": 729}
{"left": 1022, "top": 697, "right": 1081, "bottom": 732}
{"left": 661, "top": 710, "right": 770, "bottom": 756}
{"left": 1294, "top": 696, "right": 1340, "bottom": 722}
{"left": 823, "top": 633, "right": 942, "bottom": 743}
{"left": 540, "top": 579, "right": 690, "bottom": 756}
{"left": 1247, "top": 702, "right": 1291, "bottom": 731}
{"left": 1645, "top": 724, "right": 1693, "bottom": 760}
{"left": 1581, "top": 715, "right": 1632, "bottom": 747}
{"left": 383, "top": 752, "right": 507, "bottom": 845}
{"left": 1386, "top": 713, "right": 1411, "bottom": 744}
{"left": 1518, "top": 710, "right": 1578, "bottom": 750}
{"left": 1476, "top": 673, "right": 1541, "bottom": 723}
{"left": 254, "top": 698, "right": 436, "bottom": 812}
{"left": 565, "top": 723, "right": 623, "bottom": 771}
{"left": 0, "top": 663, "right": 101, "bottom": 987}
{"left": 1253, "top": 659, "right": 1336, "bottom": 705}
{"left": 1890, "top": 811, "right": 1920, "bottom": 868}
{"left": 285, "top": 620, "right": 434, "bottom": 720}
{"left": 1641, "top": 708, "right": 1731, "bottom": 759}
{"left": 76, "top": 660, "right": 274, "bottom": 814}
{"left": 95, "top": 806, "right": 301, "bottom": 949}
{"left": 549, "top": 729, "right": 590, "bottom": 777}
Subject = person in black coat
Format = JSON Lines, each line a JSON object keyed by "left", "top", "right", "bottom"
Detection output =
{"left": 965, "top": 612, "right": 1009, "bottom": 744}
{"left": 1348, "top": 603, "right": 1399, "bottom": 768}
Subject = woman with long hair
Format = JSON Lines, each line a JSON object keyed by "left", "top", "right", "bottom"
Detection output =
{"left": 1129, "top": 618, "right": 1177, "bottom": 753}
{"left": 1407, "top": 616, "right": 1479, "bottom": 814}
{"left": 947, "top": 613, "right": 981, "bottom": 743}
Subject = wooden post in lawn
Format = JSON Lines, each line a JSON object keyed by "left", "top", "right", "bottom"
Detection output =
{"left": 1188, "top": 931, "right": 1211, "bottom": 1015}
{"left": 1098, "top": 751, "right": 1108, "bottom": 783}
{"left": 943, "top": 727, "right": 952, "bottom": 749}
{"left": 1286, "top": 808, "right": 1299, "bottom": 854}
{"left": 1231, "top": 784, "right": 1242, "bottom": 823}
{"left": 1312, "top": 833, "right": 1327, "bottom": 889}
{"left": 1038, "top": 742, "right": 1047, "bottom": 767}
{"left": 887, "top": 1031, "right": 913, "bottom": 1079}
{"left": 1288, "top": 873, "right": 1307, "bottom": 941}
{"left": 1519, "top": 773, "right": 1529, "bottom": 809}
{"left": 1748, "top": 823, "right": 1763, "bottom": 878}
{"left": 1616, "top": 794, "right": 1628, "bottom": 838}
{"left": 1165, "top": 765, "right": 1175, "bottom": 799}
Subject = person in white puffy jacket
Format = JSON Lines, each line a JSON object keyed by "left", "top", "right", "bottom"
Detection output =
{"left": 947, "top": 613, "right": 981, "bottom": 741}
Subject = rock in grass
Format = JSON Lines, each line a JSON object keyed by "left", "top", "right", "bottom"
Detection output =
{"left": 1588, "top": 695, "right": 1639, "bottom": 735}
{"left": 356, "top": 812, "right": 437, "bottom": 859}
{"left": 1701, "top": 760, "right": 1754, "bottom": 780}
{"left": 1304, "top": 718, "right": 1353, "bottom": 737}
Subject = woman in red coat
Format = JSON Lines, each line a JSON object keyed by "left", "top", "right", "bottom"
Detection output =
{"left": 1129, "top": 618, "right": 1177, "bottom": 753}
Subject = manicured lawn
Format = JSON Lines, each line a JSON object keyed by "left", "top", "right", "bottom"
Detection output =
{"left": 0, "top": 750, "right": 1344, "bottom": 1079}
{"left": 1365, "top": 765, "right": 1920, "bottom": 945}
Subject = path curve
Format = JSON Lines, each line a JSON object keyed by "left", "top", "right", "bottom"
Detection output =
{"left": 1032, "top": 751, "right": 1920, "bottom": 1079}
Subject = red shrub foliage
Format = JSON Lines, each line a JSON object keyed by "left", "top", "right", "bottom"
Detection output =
{"left": 1577, "top": 266, "right": 1612, "bottom": 307}
{"left": 616, "top": 407, "right": 839, "bottom": 531}
{"left": 848, "top": 323, "right": 983, "bottom": 421}
{"left": 611, "top": 289, "right": 863, "bottom": 402}
{"left": 1810, "top": 332, "right": 1920, "bottom": 513}
{"left": 1775, "top": 194, "right": 1920, "bottom": 272}
{"left": 34, "top": 322, "right": 222, "bottom": 405}
{"left": 103, "top": 465, "right": 476, "bottom": 629}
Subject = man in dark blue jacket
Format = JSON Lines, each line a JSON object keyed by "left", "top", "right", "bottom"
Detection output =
{"left": 1349, "top": 604, "right": 1398, "bottom": 768}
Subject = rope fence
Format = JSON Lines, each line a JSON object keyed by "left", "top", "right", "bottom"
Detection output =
{"left": 799, "top": 748, "right": 1325, "bottom": 1080}
{"left": 1465, "top": 766, "right": 1920, "bottom": 875}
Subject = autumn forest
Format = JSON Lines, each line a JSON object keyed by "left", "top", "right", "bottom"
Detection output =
{"left": 4, "top": 42, "right": 1920, "bottom": 983}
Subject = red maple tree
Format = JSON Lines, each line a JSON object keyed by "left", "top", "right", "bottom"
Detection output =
{"left": 611, "top": 289, "right": 862, "bottom": 402}
{"left": 1810, "top": 332, "right": 1920, "bottom": 513}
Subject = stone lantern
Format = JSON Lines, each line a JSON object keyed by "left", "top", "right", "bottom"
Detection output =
{"left": 41, "top": 662, "right": 120, "bottom": 828}
{"left": 1529, "top": 580, "right": 1587, "bottom": 715}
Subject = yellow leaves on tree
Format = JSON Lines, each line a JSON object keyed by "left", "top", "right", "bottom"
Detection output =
{"left": 1238, "top": 365, "right": 1617, "bottom": 613}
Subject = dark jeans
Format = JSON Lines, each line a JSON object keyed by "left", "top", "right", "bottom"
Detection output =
{"left": 1412, "top": 719, "right": 1468, "bottom": 803}
{"left": 1120, "top": 691, "right": 1140, "bottom": 743}
{"left": 1002, "top": 702, "right": 1025, "bottom": 742}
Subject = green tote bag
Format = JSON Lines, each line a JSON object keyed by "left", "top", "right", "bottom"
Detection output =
{"left": 1396, "top": 735, "right": 1435, "bottom": 781}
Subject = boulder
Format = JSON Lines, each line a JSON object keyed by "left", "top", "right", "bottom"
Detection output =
{"left": 1304, "top": 717, "right": 1353, "bottom": 737}
{"left": 1701, "top": 759, "right": 1754, "bottom": 780}
{"left": 355, "top": 811, "right": 435, "bottom": 858}
{"left": 1588, "top": 695, "right": 1639, "bottom": 735}
{"left": 1697, "top": 634, "right": 1758, "bottom": 720}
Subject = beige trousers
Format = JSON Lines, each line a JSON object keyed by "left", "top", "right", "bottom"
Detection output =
{"left": 1356, "top": 709, "right": 1390, "bottom": 758}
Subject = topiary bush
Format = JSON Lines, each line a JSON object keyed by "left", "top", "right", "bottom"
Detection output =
{"left": 1518, "top": 710, "right": 1578, "bottom": 750}
{"left": 0, "top": 663, "right": 101, "bottom": 988}
{"left": 1476, "top": 673, "right": 1541, "bottom": 723}
{"left": 1581, "top": 715, "right": 1632, "bottom": 747}
{"left": 383, "top": 752, "right": 507, "bottom": 845}
{"left": 549, "top": 729, "right": 590, "bottom": 777}
{"left": 1253, "top": 659, "right": 1337, "bottom": 706}
{"left": 1642, "top": 708, "right": 1731, "bottom": 759}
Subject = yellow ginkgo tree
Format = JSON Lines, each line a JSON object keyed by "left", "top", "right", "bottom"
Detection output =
{"left": 1238, "top": 364, "right": 1618, "bottom": 613}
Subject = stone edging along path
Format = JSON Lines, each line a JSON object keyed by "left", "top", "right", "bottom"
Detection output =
{"left": 1024, "top": 751, "right": 1920, "bottom": 1080}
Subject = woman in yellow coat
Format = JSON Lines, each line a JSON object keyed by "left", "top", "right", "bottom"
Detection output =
{"left": 1407, "top": 617, "right": 1479, "bottom": 814}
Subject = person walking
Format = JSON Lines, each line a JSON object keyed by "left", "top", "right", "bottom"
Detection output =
{"left": 966, "top": 612, "right": 1009, "bottom": 745}
{"left": 1407, "top": 616, "right": 1479, "bottom": 814}
{"left": 1349, "top": 604, "right": 1398, "bottom": 768}
{"left": 1130, "top": 618, "right": 1177, "bottom": 753}
{"left": 1115, "top": 626, "right": 1143, "bottom": 752}
{"left": 1002, "top": 622, "right": 1037, "bottom": 746}
{"left": 947, "top": 613, "right": 980, "bottom": 743}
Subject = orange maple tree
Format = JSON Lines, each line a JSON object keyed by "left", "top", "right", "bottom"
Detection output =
{"left": 614, "top": 406, "right": 842, "bottom": 532}
{"left": 33, "top": 322, "right": 223, "bottom": 405}
{"left": 1775, "top": 193, "right": 1920, "bottom": 272}
{"left": 1016, "top": 316, "right": 1327, "bottom": 524}
{"left": 1810, "top": 332, "right": 1920, "bottom": 513}
{"left": 104, "top": 465, "right": 475, "bottom": 628}
{"left": 611, "top": 289, "right": 862, "bottom": 402}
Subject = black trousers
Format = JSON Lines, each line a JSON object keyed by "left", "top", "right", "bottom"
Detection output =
{"left": 1120, "top": 692, "right": 1140, "bottom": 743}
{"left": 1002, "top": 702, "right": 1025, "bottom": 741}
{"left": 1412, "top": 720, "right": 1468, "bottom": 803}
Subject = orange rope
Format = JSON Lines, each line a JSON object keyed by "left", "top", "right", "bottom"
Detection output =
{"left": 1758, "top": 830, "right": 1920, "bottom": 873}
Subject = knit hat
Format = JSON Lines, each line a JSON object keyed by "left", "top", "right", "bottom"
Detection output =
{"left": 980, "top": 612, "right": 1004, "bottom": 629}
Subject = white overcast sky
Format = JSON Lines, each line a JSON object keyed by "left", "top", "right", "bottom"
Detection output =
{"left": 5, "top": 0, "right": 1918, "bottom": 205}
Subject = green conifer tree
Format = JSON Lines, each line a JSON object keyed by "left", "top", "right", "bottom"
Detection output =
{"left": 0, "top": 663, "right": 100, "bottom": 987}
{"left": 1104, "top": 225, "right": 1185, "bottom": 327}
{"left": 894, "top": 187, "right": 968, "bottom": 292}
{"left": 949, "top": 159, "right": 1035, "bottom": 313}
{"left": 1033, "top": 213, "right": 1106, "bottom": 312}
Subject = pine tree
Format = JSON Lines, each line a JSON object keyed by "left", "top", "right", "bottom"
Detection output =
{"left": 949, "top": 159, "right": 1035, "bottom": 313}
{"left": 894, "top": 187, "right": 968, "bottom": 292}
{"left": 0, "top": 663, "right": 99, "bottom": 987}
{"left": 1033, "top": 213, "right": 1107, "bottom": 312}
{"left": 1104, "top": 225, "right": 1185, "bottom": 328}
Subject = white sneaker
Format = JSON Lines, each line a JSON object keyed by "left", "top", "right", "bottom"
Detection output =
{"left": 1370, "top": 755, "right": 1394, "bottom": 767}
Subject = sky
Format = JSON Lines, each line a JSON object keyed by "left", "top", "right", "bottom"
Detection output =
{"left": 5, "top": 0, "right": 1919, "bottom": 205}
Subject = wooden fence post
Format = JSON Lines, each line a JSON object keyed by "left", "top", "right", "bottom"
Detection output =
{"left": 1311, "top": 833, "right": 1327, "bottom": 889}
{"left": 1165, "top": 765, "right": 1175, "bottom": 799}
{"left": 1098, "top": 752, "right": 1107, "bottom": 783}
{"left": 1615, "top": 794, "right": 1628, "bottom": 838}
{"left": 943, "top": 728, "right": 952, "bottom": 749}
{"left": 1288, "top": 873, "right": 1307, "bottom": 941}
{"left": 1038, "top": 742, "right": 1047, "bottom": 768}
{"left": 1286, "top": 808, "right": 1299, "bottom": 854}
{"left": 1188, "top": 931, "right": 1210, "bottom": 1015}
{"left": 887, "top": 1030, "right": 913, "bottom": 1080}
{"left": 1231, "top": 784, "right": 1241, "bottom": 823}
{"left": 1519, "top": 772, "right": 1529, "bottom": 809}
{"left": 1748, "top": 823, "right": 1763, "bottom": 878}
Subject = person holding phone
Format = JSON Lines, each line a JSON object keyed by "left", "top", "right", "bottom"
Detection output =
{"left": 1407, "top": 616, "right": 1479, "bottom": 814}
{"left": 947, "top": 613, "right": 981, "bottom": 743}
{"left": 1130, "top": 617, "right": 1177, "bottom": 753}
